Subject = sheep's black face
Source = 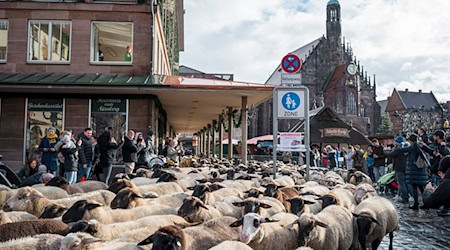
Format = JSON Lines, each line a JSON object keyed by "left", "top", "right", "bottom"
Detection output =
{"left": 247, "top": 166, "right": 256, "bottom": 174}
{"left": 107, "top": 180, "right": 128, "bottom": 194}
{"left": 210, "top": 171, "right": 219, "bottom": 179}
{"left": 289, "top": 198, "right": 305, "bottom": 215}
{"left": 157, "top": 173, "right": 177, "bottom": 183}
{"left": 320, "top": 195, "right": 337, "bottom": 209}
{"left": 297, "top": 220, "right": 314, "bottom": 246}
{"left": 264, "top": 184, "right": 278, "bottom": 198}
{"left": 111, "top": 189, "right": 139, "bottom": 209}
{"left": 69, "top": 220, "right": 98, "bottom": 235}
{"left": 40, "top": 204, "right": 67, "bottom": 219}
{"left": 226, "top": 169, "right": 235, "bottom": 180}
{"left": 246, "top": 189, "right": 261, "bottom": 198}
{"left": 151, "top": 169, "right": 165, "bottom": 178}
{"left": 355, "top": 216, "right": 375, "bottom": 247}
{"left": 177, "top": 199, "right": 198, "bottom": 220}
{"left": 46, "top": 176, "right": 68, "bottom": 188}
{"left": 261, "top": 171, "right": 271, "bottom": 178}
{"left": 191, "top": 185, "right": 210, "bottom": 202}
{"left": 62, "top": 200, "right": 101, "bottom": 223}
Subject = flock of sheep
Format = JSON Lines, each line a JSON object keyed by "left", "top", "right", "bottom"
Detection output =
{"left": 0, "top": 158, "right": 400, "bottom": 250}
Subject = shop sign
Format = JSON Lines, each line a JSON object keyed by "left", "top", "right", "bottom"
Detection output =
{"left": 28, "top": 99, "right": 63, "bottom": 112}
{"left": 320, "top": 128, "right": 350, "bottom": 138}
{"left": 278, "top": 132, "right": 305, "bottom": 152}
{"left": 92, "top": 98, "right": 126, "bottom": 113}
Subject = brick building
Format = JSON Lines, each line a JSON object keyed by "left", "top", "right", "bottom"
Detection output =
{"left": 249, "top": 0, "right": 380, "bottom": 138}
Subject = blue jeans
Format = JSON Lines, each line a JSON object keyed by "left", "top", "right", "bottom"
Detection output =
{"left": 396, "top": 171, "right": 408, "bottom": 200}
{"left": 102, "top": 165, "right": 112, "bottom": 185}
{"left": 374, "top": 165, "right": 385, "bottom": 183}
{"left": 77, "top": 162, "right": 92, "bottom": 182}
{"left": 431, "top": 174, "right": 441, "bottom": 186}
{"left": 64, "top": 171, "right": 77, "bottom": 184}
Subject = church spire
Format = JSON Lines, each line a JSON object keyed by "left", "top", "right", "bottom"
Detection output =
{"left": 326, "top": 0, "right": 341, "bottom": 47}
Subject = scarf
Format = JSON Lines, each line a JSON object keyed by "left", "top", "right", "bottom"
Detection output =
{"left": 47, "top": 133, "right": 58, "bottom": 144}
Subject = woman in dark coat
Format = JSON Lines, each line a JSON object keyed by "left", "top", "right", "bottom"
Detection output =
{"left": 396, "top": 133, "right": 430, "bottom": 210}
{"left": 97, "top": 130, "right": 124, "bottom": 184}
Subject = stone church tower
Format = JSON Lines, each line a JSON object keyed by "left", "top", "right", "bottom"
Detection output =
{"left": 249, "top": 0, "right": 381, "bottom": 138}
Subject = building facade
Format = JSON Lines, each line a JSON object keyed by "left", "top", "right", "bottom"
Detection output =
{"left": 0, "top": 0, "right": 184, "bottom": 170}
{"left": 249, "top": 0, "right": 380, "bottom": 138}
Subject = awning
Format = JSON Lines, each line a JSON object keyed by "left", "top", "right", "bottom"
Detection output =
{"left": 220, "top": 139, "right": 239, "bottom": 145}
{"left": 247, "top": 135, "right": 274, "bottom": 144}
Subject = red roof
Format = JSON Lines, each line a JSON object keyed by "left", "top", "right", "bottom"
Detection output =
{"left": 324, "top": 64, "right": 346, "bottom": 92}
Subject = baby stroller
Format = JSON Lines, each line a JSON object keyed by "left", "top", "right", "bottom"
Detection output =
{"left": 377, "top": 171, "right": 398, "bottom": 195}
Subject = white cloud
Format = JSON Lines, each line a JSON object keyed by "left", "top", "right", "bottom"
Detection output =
{"left": 180, "top": 0, "right": 450, "bottom": 102}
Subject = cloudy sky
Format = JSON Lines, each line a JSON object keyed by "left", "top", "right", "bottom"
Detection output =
{"left": 179, "top": 0, "right": 450, "bottom": 102}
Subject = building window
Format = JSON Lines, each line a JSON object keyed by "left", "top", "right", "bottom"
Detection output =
{"left": 91, "top": 22, "right": 133, "bottom": 64}
{"left": 0, "top": 20, "right": 8, "bottom": 62}
{"left": 28, "top": 21, "right": 71, "bottom": 62}
{"left": 347, "top": 92, "right": 357, "bottom": 114}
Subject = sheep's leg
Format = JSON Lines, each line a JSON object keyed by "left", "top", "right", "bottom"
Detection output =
{"left": 371, "top": 239, "right": 381, "bottom": 250}
{"left": 389, "top": 232, "right": 394, "bottom": 250}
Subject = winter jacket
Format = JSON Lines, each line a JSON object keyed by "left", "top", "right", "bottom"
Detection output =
{"left": 136, "top": 138, "right": 152, "bottom": 165}
{"left": 60, "top": 146, "right": 79, "bottom": 172}
{"left": 39, "top": 136, "right": 59, "bottom": 171}
{"left": 17, "top": 166, "right": 38, "bottom": 181}
{"left": 372, "top": 145, "right": 386, "bottom": 167}
{"left": 343, "top": 151, "right": 354, "bottom": 170}
{"left": 396, "top": 143, "right": 430, "bottom": 185}
{"left": 77, "top": 133, "right": 93, "bottom": 164}
{"left": 98, "top": 140, "right": 124, "bottom": 167}
{"left": 167, "top": 145, "right": 179, "bottom": 163}
{"left": 327, "top": 150, "right": 337, "bottom": 168}
{"left": 421, "top": 143, "right": 450, "bottom": 174}
{"left": 122, "top": 137, "right": 144, "bottom": 163}
{"left": 384, "top": 144, "right": 408, "bottom": 173}
{"left": 19, "top": 172, "right": 45, "bottom": 187}
{"left": 422, "top": 173, "right": 450, "bottom": 209}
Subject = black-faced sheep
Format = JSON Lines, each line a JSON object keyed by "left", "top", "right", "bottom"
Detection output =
{"left": 354, "top": 183, "right": 377, "bottom": 204}
{"left": 263, "top": 183, "right": 299, "bottom": 211}
{"left": 189, "top": 183, "right": 243, "bottom": 205}
{"left": 287, "top": 195, "right": 322, "bottom": 216}
{"left": 349, "top": 171, "right": 373, "bottom": 186}
{"left": 353, "top": 196, "right": 399, "bottom": 250}
{"left": 318, "top": 188, "right": 356, "bottom": 211}
{"left": 232, "top": 197, "right": 286, "bottom": 217}
{"left": 46, "top": 176, "right": 84, "bottom": 194}
{"left": 177, "top": 197, "right": 223, "bottom": 223}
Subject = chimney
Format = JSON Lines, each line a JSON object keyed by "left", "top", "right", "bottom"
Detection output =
{"left": 405, "top": 88, "right": 408, "bottom": 92}
{"left": 419, "top": 89, "right": 422, "bottom": 93}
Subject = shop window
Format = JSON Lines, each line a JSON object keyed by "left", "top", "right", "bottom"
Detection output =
{"left": 26, "top": 99, "right": 64, "bottom": 161}
{"left": 91, "top": 22, "right": 133, "bottom": 64}
{"left": 0, "top": 20, "right": 8, "bottom": 62}
{"left": 28, "top": 21, "right": 71, "bottom": 62}
{"left": 90, "top": 98, "right": 128, "bottom": 163}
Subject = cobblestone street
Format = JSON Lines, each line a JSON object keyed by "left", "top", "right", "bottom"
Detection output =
{"left": 379, "top": 196, "right": 450, "bottom": 250}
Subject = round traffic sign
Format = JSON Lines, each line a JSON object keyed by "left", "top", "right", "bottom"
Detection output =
{"left": 281, "top": 54, "right": 302, "bottom": 74}
{"left": 281, "top": 92, "right": 301, "bottom": 111}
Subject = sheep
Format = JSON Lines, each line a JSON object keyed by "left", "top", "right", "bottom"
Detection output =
{"left": 232, "top": 197, "right": 286, "bottom": 217}
{"left": 46, "top": 176, "right": 84, "bottom": 194}
{"left": 61, "top": 199, "right": 177, "bottom": 224}
{"left": 84, "top": 214, "right": 187, "bottom": 241}
{"left": 59, "top": 232, "right": 103, "bottom": 250}
{"left": 318, "top": 188, "right": 356, "bottom": 211}
{"left": 353, "top": 196, "right": 400, "bottom": 250}
{"left": 208, "top": 240, "right": 253, "bottom": 250}
{"left": 0, "top": 219, "right": 70, "bottom": 242}
{"left": 0, "top": 234, "right": 63, "bottom": 250}
{"left": 189, "top": 183, "right": 243, "bottom": 205}
{"left": 296, "top": 205, "right": 354, "bottom": 250}
{"left": 0, "top": 211, "right": 37, "bottom": 225}
{"left": 319, "top": 172, "right": 345, "bottom": 188}
{"left": 263, "top": 183, "right": 299, "bottom": 211}
{"left": 354, "top": 183, "right": 378, "bottom": 204}
{"left": 262, "top": 175, "right": 295, "bottom": 187}
{"left": 108, "top": 178, "right": 138, "bottom": 194}
{"left": 131, "top": 176, "right": 158, "bottom": 186}
{"left": 296, "top": 185, "right": 330, "bottom": 197}
{"left": 137, "top": 181, "right": 185, "bottom": 196}
{"left": 229, "top": 212, "right": 298, "bottom": 250}
{"left": 40, "top": 204, "right": 68, "bottom": 219}
{"left": 243, "top": 187, "right": 264, "bottom": 198}
{"left": 177, "top": 197, "right": 223, "bottom": 223}
{"left": 3, "top": 187, "right": 115, "bottom": 217}
{"left": 220, "top": 180, "right": 258, "bottom": 192}
{"left": 287, "top": 195, "right": 322, "bottom": 216}
{"left": 73, "top": 181, "right": 108, "bottom": 193}
{"left": 349, "top": 171, "right": 373, "bottom": 186}
{"left": 0, "top": 186, "right": 68, "bottom": 208}
{"left": 138, "top": 217, "right": 240, "bottom": 250}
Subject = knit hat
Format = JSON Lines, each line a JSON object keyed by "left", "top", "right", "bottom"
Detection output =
{"left": 395, "top": 136, "right": 405, "bottom": 143}
{"left": 408, "top": 133, "right": 418, "bottom": 142}
{"left": 40, "top": 173, "right": 54, "bottom": 183}
{"left": 38, "top": 164, "right": 47, "bottom": 172}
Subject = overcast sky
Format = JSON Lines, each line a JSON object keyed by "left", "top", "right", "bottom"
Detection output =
{"left": 179, "top": 0, "right": 450, "bottom": 102}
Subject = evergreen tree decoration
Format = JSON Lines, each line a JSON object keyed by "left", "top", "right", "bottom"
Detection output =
{"left": 378, "top": 114, "right": 393, "bottom": 135}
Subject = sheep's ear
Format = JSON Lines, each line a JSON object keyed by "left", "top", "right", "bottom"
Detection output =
{"left": 196, "top": 179, "right": 207, "bottom": 184}
{"left": 86, "top": 203, "right": 103, "bottom": 210}
{"left": 230, "top": 218, "right": 243, "bottom": 227}
{"left": 316, "top": 220, "right": 329, "bottom": 228}
{"left": 261, "top": 218, "right": 279, "bottom": 223}
{"left": 137, "top": 234, "right": 153, "bottom": 245}
{"left": 31, "top": 193, "right": 45, "bottom": 199}
{"left": 131, "top": 192, "right": 143, "bottom": 199}
{"left": 81, "top": 237, "right": 102, "bottom": 245}
{"left": 352, "top": 212, "right": 360, "bottom": 218}
{"left": 277, "top": 185, "right": 285, "bottom": 189}
{"left": 187, "top": 186, "right": 196, "bottom": 190}
{"left": 259, "top": 202, "right": 272, "bottom": 209}
{"left": 369, "top": 217, "right": 380, "bottom": 225}
{"left": 232, "top": 202, "right": 245, "bottom": 207}
{"left": 315, "top": 196, "right": 324, "bottom": 201}
{"left": 303, "top": 200, "right": 316, "bottom": 205}
{"left": 196, "top": 201, "right": 209, "bottom": 210}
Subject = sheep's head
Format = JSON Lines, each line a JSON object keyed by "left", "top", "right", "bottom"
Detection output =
{"left": 232, "top": 198, "right": 272, "bottom": 215}
{"left": 107, "top": 178, "right": 136, "bottom": 194}
{"left": 244, "top": 188, "right": 263, "bottom": 198}
{"left": 110, "top": 187, "right": 143, "bottom": 209}
{"left": 188, "top": 184, "right": 211, "bottom": 203}
{"left": 46, "top": 176, "right": 69, "bottom": 189}
{"left": 317, "top": 194, "right": 337, "bottom": 209}
{"left": 352, "top": 212, "right": 380, "bottom": 248}
{"left": 136, "top": 169, "right": 153, "bottom": 178}
{"left": 3, "top": 187, "right": 45, "bottom": 214}
{"left": 60, "top": 232, "right": 102, "bottom": 250}
{"left": 247, "top": 165, "right": 256, "bottom": 174}
{"left": 40, "top": 204, "right": 67, "bottom": 219}
{"left": 226, "top": 169, "right": 236, "bottom": 180}
{"left": 157, "top": 172, "right": 178, "bottom": 183}
{"left": 138, "top": 225, "right": 185, "bottom": 250}
{"left": 287, "top": 197, "right": 316, "bottom": 215}
{"left": 177, "top": 197, "right": 208, "bottom": 223}
{"left": 68, "top": 220, "right": 99, "bottom": 235}
{"left": 62, "top": 200, "right": 102, "bottom": 223}
{"left": 208, "top": 183, "right": 225, "bottom": 191}
{"left": 209, "top": 170, "right": 220, "bottom": 179}
{"left": 230, "top": 213, "right": 279, "bottom": 244}
{"left": 263, "top": 183, "right": 283, "bottom": 198}
{"left": 296, "top": 213, "right": 328, "bottom": 247}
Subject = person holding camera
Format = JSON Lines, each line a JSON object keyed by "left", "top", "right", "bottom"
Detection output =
{"left": 122, "top": 130, "right": 144, "bottom": 174}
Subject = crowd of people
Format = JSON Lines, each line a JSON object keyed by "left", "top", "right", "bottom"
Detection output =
{"left": 17, "top": 127, "right": 186, "bottom": 186}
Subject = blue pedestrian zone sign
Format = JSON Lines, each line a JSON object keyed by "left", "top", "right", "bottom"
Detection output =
{"left": 281, "top": 92, "right": 300, "bottom": 111}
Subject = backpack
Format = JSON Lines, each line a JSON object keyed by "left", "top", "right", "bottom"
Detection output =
{"left": 415, "top": 148, "right": 430, "bottom": 169}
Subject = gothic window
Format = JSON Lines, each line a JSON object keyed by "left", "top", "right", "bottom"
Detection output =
{"left": 330, "top": 10, "right": 337, "bottom": 21}
{"left": 347, "top": 93, "right": 356, "bottom": 114}
{"left": 336, "top": 94, "right": 343, "bottom": 114}
{"left": 360, "top": 103, "right": 366, "bottom": 117}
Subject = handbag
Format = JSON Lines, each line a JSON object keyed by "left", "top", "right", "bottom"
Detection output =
{"left": 415, "top": 148, "right": 430, "bottom": 169}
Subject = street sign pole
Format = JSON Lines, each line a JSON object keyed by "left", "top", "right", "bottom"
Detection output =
{"left": 272, "top": 90, "right": 278, "bottom": 179}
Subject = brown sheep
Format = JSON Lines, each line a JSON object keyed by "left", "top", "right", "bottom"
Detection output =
{"left": 46, "top": 176, "right": 84, "bottom": 194}
{"left": 263, "top": 183, "right": 299, "bottom": 211}
{"left": 107, "top": 178, "right": 137, "bottom": 194}
{"left": 0, "top": 220, "right": 70, "bottom": 242}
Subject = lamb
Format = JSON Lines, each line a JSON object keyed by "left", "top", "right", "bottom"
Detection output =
{"left": 296, "top": 205, "right": 354, "bottom": 250}
{"left": 138, "top": 217, "right": 240, "bottom": 250}
{"left": 349, "top": 171, "right": 373, "bottom": 186}
{"left": 177, "top": 197, "right": 223, "bottom": 223}
{"left": 353, "top": 196, "right": 400, "bottom": 250}
{"left": 287, "top": 195, "right": 322, "bottom": 216}
{"left": 229, "top": 212, "right": 299, "bottom": 250}
{"left": 263, "top": 183, "right": 299, "bottom": 211}
{"left": 0, "top": 219, "right": 70, "bottom": 242}
{"left": 318, "top": 188, "right": 357, "bottom": 211}
{"left": 0, "top": 234, "right": 63, "bottom": 250}
{"left": 232, "top": 197, "right": 286, "bottom": 217}
{"left": 208, "top": 241, "right": 253, "bottom": 250}
{"left": 0, "top": 211, "right": 37, "bottom": 225}
{"left": 189, "top": 183, "right": 243, "bottom": 205}
{"left": 62, "top": 199, "right": 177, "bottom": 224}
{"left": 354, "top": 183, "right": 377, "bottom": 204}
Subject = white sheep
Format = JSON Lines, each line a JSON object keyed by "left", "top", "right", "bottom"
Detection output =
{"left": 353, "top": 196, "right": 399, "bottom": 250}
{"left": 354, "top": 183, "right": 377, "bottom": 204}
{"left": 0, "top": 211, "right": 37, "bottom": 225}
{"left": 319, "top": 188, "right": 356, "bottom": 211}
{"left": 220, "top": 180, "right": 258, "bottom": 192}
{"left": 177, "top": 197, "right": 223, "bottom": 223}
{"left": 0, "top": 233, "right": 63, "bottom": 250}
{"left": 208, "top": 240, "right": 253, "bottom": 250}
{"left": 233, "top": 197, "right": 286, "bottom": 217}
{"left": 296, "top": 205, "right": 354, "bottom": 250}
